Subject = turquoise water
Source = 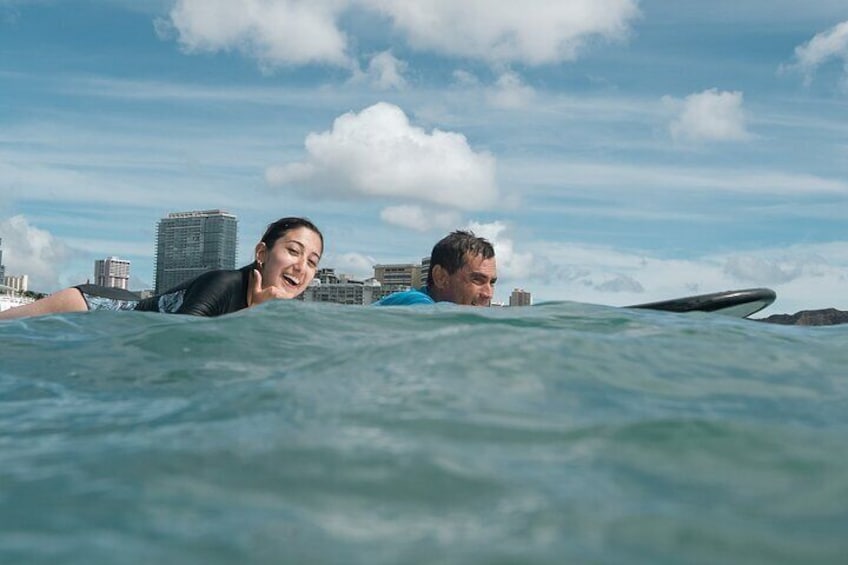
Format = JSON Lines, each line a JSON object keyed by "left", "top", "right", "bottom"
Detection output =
{"left": 2, "top": 301, "right": 847, "bottom": 564}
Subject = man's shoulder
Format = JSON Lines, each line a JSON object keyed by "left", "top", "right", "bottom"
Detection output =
{"left": 374, "top": 287, "right": 434, "bottom": 306}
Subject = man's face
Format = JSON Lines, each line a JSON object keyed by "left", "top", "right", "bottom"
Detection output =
{"left": 436, "top": 253, "right": 497, "bottom": 306}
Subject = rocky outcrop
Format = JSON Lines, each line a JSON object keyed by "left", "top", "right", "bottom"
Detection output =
{"left": 757, "top": 308, "right": 848, "bottom": 326}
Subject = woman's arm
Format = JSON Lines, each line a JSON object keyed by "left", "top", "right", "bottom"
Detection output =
{"left": 0, "top": 288, "right": 88, "bottom": 319}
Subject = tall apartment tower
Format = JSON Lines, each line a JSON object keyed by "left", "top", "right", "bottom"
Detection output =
{"left": 94, "top": 257, "right": 131, "bottom": 290}
{"left": 419, "top": 256, "right": 430, "bottom": 285}
{"left": 0, "top": 237, "right": 5, "bottom": 283}
{"left": 509, "top": 288, "right": 532, "bottom": 307}
{"left": 154, "top": 210, "right": 237, "bottom": 293}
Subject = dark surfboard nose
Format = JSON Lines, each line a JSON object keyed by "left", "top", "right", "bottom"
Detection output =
{"left": 627, "top": 288, "right": 777, "bottom": 318}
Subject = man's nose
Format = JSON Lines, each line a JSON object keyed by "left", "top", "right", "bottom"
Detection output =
{"left": 481, "top": 282, "right": 494, "bottom": 298}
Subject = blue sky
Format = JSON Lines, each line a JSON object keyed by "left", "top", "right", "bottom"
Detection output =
{"left": 1, "top": 0, "right": 846, "bottom": 313}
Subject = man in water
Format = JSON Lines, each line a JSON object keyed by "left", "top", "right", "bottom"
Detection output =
{"left": 375, "top": 230, "right": 497, "bottom": 306}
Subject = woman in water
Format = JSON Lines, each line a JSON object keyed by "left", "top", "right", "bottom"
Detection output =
{"left": 0, "top": 217, "right": 323, "bottom": 319}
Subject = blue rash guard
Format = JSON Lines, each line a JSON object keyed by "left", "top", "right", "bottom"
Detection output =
{"left": 374, "top": 286, "right": 435, "bottom": 306}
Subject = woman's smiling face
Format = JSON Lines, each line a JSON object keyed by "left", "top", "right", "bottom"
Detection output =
{"left": 256, "top": 226, "right": 323, "bottom": 298}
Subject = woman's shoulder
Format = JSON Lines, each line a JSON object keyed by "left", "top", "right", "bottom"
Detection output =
{"left": 190, "top": 266, "right": 246, "bottom": 284}
{"left": 174, "top": 266, "right": 252, "bottom": 315}
{"left": 183, "top": 266, "right": 251, "bottom": 297}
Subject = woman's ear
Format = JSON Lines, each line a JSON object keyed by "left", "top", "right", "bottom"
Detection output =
{"left": 254, "top": 241, "right": 267, "bottom": 267}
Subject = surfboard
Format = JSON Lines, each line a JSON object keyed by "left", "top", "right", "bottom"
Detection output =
{"left": 627, "top": 288, "right": 776, "bottom": 318}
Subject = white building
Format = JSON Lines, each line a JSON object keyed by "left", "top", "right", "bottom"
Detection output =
{"left": 3, "top": 274, "right": 28, "bottom": 293}
{"left": 95, "top": 257, "right": 131, "bottom": 290}
{"left": 0, "top": 282, "right": 34, "bottom": 312}
{"left": 301, "top": 269, "right": 381, "bottom": 305}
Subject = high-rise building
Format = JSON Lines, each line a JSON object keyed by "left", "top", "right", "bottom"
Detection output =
{"left": 419, "top": 256, "right": 430, "bottom": 285}
{"left": 0, "top": 237, "right": 5, "bottom": 283}
{"left": 509, "top": 288, "right": 532, "bottom": 306}
{"left": 94, "top": 257, "right": 131, "bottom": 290}
{"left": 154, "top": 210, "right": 237, "bottom": 293}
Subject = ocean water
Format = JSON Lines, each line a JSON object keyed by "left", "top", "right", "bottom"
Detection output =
{"left": 2, "top": 301, "right": 847, "bottom": 565}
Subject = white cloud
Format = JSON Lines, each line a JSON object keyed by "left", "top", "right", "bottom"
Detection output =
{"left": 464, "top": 220, "right": 534, "bottom": 280}
{"left": 722, "top": 255, "right": 804, "bottom": 285}
{"left": 0, "top": 215, "right": 75, "bottom": 291}
{"left": 665, "top": 89, "right": 752, "bottom": 142}
{"left": 452, "top": 69, "right": 480, "bottom": 87}
{"left": 365, "top": 50, "right": 408, "bottom": 90}
{"left": 506, "top": 157, "right": 848, "bottom": 200}
{"left": 596, "top": 274, "right": 643, "bottom": 293}
{"left": 266, "top": 102, "right": 499, "bottom": 210}
{"left": 786, "top": 20, "right": 848, "bottom": 86}
{"left": 325, "top": 251, "right": 376, "bottom": 280}
{"left": 363, "top": 0, "right": 639, "bottom": 65}
{"left": 380, "top": 205, "right": 461, "bottom": 232}
{"left": 1, "top": 2, "right": 21, "bottom": 25}
{"left": 157, "top": 1, "right": 641, "bottom": 72}
{"left": 507, "top": 240, "right": 848, "bottom": 315}
{"left": 161, "top": 0, "right": 352, "bottom": 69}
{"left": 486, "top": 71, "right": 536, "bottom": 109}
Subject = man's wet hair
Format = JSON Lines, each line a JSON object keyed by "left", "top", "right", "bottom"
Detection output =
{"left": 426, "top": 230, "right": 495, "bottom": 287}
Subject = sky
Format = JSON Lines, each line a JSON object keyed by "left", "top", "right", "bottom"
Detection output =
{"left": 1, "top": 0, "right": 847, "bottom": 314}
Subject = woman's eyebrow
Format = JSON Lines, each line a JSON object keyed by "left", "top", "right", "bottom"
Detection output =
{"left": 288, "top": 238, "right": 322, "bottom": 260}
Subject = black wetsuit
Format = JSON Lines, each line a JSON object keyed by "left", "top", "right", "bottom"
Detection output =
{"left": 75, "top": 265, "right": 252, "bottom": 317}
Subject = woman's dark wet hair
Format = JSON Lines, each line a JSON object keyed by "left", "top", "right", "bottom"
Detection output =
{"left": 426, "top": 230, "right": 494, "bottom": 287}
{"left": 260, "top": 217, "right": 324, "bottom": 254}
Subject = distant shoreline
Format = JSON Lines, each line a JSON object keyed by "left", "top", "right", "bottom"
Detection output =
{"left": 757, "top": 308, "right": 848, "bottom": 326}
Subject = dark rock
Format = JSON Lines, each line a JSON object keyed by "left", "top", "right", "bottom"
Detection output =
{"left": 757, "top": 308, "right": 848, "bottom": 326}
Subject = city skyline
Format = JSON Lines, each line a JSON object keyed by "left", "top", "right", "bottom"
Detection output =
{"left": 1, "top": 1, "right": 847, "bottom": 314}
{"left": 0, "top": 203, "right": 530, "bottom": 300}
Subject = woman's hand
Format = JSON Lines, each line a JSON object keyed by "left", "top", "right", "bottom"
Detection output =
{"left": 248, "top": 268, "right": 289, "bottom": 307}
